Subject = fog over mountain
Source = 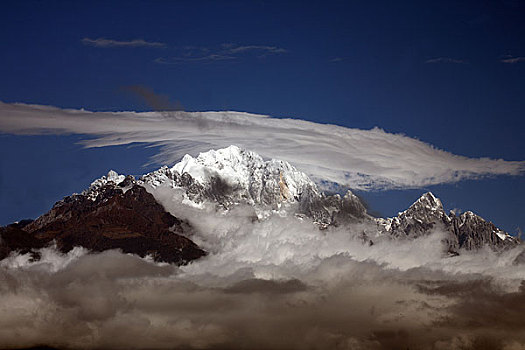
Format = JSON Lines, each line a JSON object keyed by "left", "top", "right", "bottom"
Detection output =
{"left": 1, "top": 146, "right": 524, "bottom": 350}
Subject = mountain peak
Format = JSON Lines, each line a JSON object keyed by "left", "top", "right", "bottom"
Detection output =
{"left": 2, "top": 145, "right": 520, "bottom": 263}
{"left": 171, "top": 145, "right": 260, "bottom": 185}
{"left": 166, "top": 145, "right": 318, "bottom": 206}
{"left": 139, "top": 145, "right": 369, "bottom": 226}
{"left": 83, "top": 170, "right": 126, "bottom": 200}
{"left": 106, "top": 169, "right": 122, "bottom": 181}
{"left": 412, "top": 191, "right": 443, "bottom": 212}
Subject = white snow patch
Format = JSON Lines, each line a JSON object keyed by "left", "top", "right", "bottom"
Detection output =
{"left": 495, "top": 230, "right": 508, "bottom": 241}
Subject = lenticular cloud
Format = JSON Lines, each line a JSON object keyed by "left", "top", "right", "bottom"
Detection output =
{"left": 0, "top": 101, "right": 524, "bottom": 190}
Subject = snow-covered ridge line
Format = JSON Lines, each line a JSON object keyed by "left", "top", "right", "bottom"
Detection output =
{"left": 83, "top": 145, "right": 368, "bottom": 226}
{"left": 169, "top": 145, "right": 318, "bottom": 202}
{"left": 83, "top": 145, "right": 321, "bottom": 205}
{"left": 83, "top": 145, "right": 518, "bottom": 252}
{"left": 83, "top": 170, "right": 126, "bottom": 200}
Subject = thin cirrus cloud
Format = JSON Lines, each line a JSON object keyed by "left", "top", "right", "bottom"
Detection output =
{"left": 425, "top": 57, "right": 466, "bottom": 64}
{"left": 225, "top": 45, "right": 287, "bottom": 54}
{"left": 155, "top": 43, "right": 287, "bottom": 64}
{"left": 501, "top": 56, "right": 525, "bottom": 64}
{"left": 82, "top": 37, "right": 166, "bottom": 48}
{"left": 0, "top": 101, "right": 524, "bottom": 191}
{"left": 154, "top": 54, "right": 236, "bottom": 64}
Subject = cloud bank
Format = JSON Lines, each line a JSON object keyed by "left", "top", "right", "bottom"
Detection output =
{"left": 1, "top": 200, "right": 524, "bottom": 350}
{"left": 0, "top": 101, "right": 524, "bottom": 191}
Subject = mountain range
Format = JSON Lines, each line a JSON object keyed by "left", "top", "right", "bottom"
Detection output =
{"left": 0, "top": 145, "right": 519, "bottom": 264}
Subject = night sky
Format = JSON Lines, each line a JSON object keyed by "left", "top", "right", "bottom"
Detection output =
{"left": 0, "top": 0, "right": 524, "bottom": 233}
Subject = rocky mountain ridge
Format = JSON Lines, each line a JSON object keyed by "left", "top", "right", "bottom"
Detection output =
{"left": 1, "top": 180, "right": 205, "bottom": 264}
{"left": 139, "top": 145, "right": 369, "bottom": 226}
{"left": 136, "top": 146, "right": 518, "bottom": 252}
{"left": 0, "top": 145, "right": 519, "bottom": 263}
{"left": 376, "top": 192, "right": 518, "bottom": 252}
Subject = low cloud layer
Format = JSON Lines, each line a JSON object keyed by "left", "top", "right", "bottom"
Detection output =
{"left": 0, "top": 102, "right": 524, "bottom": 190}
{"left": 1, "top": 200, "right": 524, "bottom": 350}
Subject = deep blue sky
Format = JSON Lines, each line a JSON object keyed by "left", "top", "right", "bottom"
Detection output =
{"left": 0, "top": 0, "right": 524, "bottom": 233}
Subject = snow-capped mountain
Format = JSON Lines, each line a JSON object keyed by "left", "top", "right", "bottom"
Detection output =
{"left": 0, "top": 145, "right": 519, "bottom": 264}
{"left": 136, "top": 145, "right": 519, "bottom": 251}
{"left": 140, "top": 145, "right": 319, "bottom": 206}
{"left": 377, "top": 192, "right": 448, "bottom": 238}
{"left": 139, "top": 145, "right": 368, "bottom": 225}
{"left": 377, "top": 191, "right": 518, "bottom": 252}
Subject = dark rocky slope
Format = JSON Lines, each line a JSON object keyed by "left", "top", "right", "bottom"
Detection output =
{"left": 0, "top": 181, "right": 205, "bottom": 264}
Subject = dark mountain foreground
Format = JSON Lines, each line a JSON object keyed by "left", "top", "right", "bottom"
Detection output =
{"left": 0, "top": 181, "right": 205, "bottom": 264}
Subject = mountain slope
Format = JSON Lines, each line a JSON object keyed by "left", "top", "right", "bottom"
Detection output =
{"left": 141, "top": 145, "right": 319, "bottom": 206}
{"left": 139, "top": 145, "right": 368, "bottom": 226}
{"left": 377, "top": 192, "right": 519, "bottom": 252}
{"left": 1, "top": 173, "right": 205, "bottom": 264}
{"left": 448, "top": 210, "right": 517, "bottom": 251}
{"left": 0, "top": 145, "right": 519, "bottom": 263}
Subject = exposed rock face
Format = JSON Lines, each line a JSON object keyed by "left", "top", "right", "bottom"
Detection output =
{"left": 378, "top": 192, "right": 449, "bottom": 238}
{"left": 140, "top": 145, "right": 320, "bottom": 207}
{"left": 448, "top": 211, "right": 517, "bottom": 251}
{"left": 1, "top": 146, "right": 520, "bottom": 262}
{"left": 139, "top": 147, "right": 519, "bottom": 251}
{"left": 377, "top": 192, "right": 520, "bottom": 252}
{"left": 0, "top": 220, "right": 43, "bottom": 261}
{"left": 1, "top": 177, "right": 205, "bottom": 264}
{"left": 298, "top": 189, "right": 368, "bottom": 228}
{"left": 139, "top": 145, "right": 368, "bottom": 226}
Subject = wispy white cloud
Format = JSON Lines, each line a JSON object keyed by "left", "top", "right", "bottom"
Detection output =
{"left": 425, "top": 57, "right": 466, "bottom": 64}
{"left": 501, "top": 56, "right": 525, "bottom": 64}
{"left": 0, "top": 102, "right": 523, "bottom": 191}
{"left": 155, "top": 43, "right": 287, "bottom": 64}
{"left": 82, "top": 37, "right": 166, "bottom": 48}
{"left": 225, "top": 45, "right": 287, "bottom": 54}
{"left": 154, "top": 54, "right": 236, "bottom": 64}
